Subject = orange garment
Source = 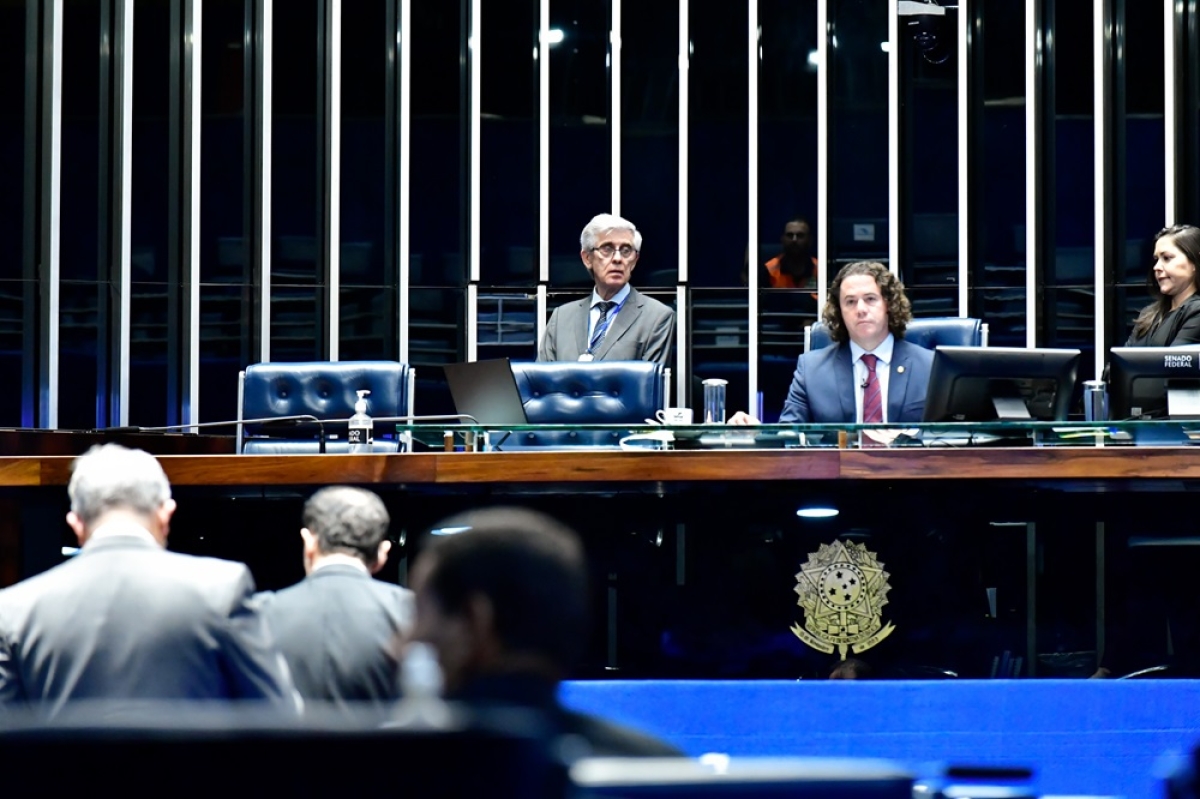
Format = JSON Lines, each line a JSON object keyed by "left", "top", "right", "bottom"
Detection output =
{"left": 764, "top": 255, "right": 819, "bottom": 289}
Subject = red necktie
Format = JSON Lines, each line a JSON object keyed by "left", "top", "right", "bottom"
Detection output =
{"left": 861, "top": 353, "right": 883, "bottom": 424}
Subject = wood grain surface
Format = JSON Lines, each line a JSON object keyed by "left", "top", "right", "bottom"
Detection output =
{"left": 0, "top": 445, "right": 1195, "bottom": 486}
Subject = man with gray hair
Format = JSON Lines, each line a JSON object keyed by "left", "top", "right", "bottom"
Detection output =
{"left": 260, "top": 486, "right": 413, "bottom": 708}
{"left": 537, "top": 213, "right": 675, "bottom": 364}
{"left": 0, "top": 444, "right": 295, "bottom": 715}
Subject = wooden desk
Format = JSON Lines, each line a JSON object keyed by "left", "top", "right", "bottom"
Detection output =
{"left": 1, "top": 445, "right": 1196, "bottom": 488}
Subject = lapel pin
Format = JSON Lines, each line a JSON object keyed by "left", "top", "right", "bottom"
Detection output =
{"left": 896, "top": 366, "right": 905, "bottom": 374}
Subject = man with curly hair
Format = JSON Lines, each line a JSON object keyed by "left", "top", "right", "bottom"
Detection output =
{"left": 731, "top": 261, "right": 933, "bottom": 424}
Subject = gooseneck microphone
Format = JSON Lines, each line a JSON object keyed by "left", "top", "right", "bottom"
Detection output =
{"left": 101, "top": 415, "right": 329, "bottom": 454}
{"left": 99, "top": 414, "right": 484, "bottom": 456}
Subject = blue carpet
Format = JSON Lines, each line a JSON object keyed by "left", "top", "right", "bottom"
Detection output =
{"left": 560, "top": 679, "right": 1200, "bottom": 799}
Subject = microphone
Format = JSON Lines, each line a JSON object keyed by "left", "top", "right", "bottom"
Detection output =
{"left": 100, "top": 415, "right": 329, "bottom": 454}
{"left": 861, "top": 378, "right": 870, "bottom": 389}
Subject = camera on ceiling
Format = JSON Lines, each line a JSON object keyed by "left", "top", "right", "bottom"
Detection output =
{"left": 899, "top": 0, "right": 952, "bottom": 66}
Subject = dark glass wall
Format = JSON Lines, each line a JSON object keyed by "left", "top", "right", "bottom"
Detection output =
{"left": 198, "top": 0, "right": 249, "bottom": 424}
{"left": 971, "top": 0, "right": 1027, "bottom": 347}
{"left": 756, "top": 0, "right": 818, "bottom": 419}
{"left": 1, "top": 0, "right": 1197, "bottom": 425}
{"left": 1044, "top": 0, "right": 1096, "bottom": 379}
{"left": 0, "top": 0, "right": 30, "bottom": 426}
{"left": 129, "top": 0, "right": 173, "bottom": 427}
{"left": 59, "top": 1, "right": 105, "bottom": 430}
{"left": 271, "top": 0, "right": 321, "bottom": 361}
{"left": 339, "top": 1, "right": 393, "bottom": 361}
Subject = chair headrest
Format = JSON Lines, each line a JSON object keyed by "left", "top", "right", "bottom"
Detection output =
{"left": 241, "top": 361, "right": 410, "bottom": 434}
{"left": 509, "top": 361, "right": 665, "bottom": 425}
{"left": 809, "top": 317, "right": 983, "bottom": 352}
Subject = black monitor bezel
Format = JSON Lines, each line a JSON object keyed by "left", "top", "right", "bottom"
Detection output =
{"left": 922, "top": 346, "right": 1082, "bottom": 423}
{"left": 1107, "top": 345, "right": 1200, "bottom": 420}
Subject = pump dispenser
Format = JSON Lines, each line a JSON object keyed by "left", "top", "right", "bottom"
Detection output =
{"left": 348, "top": 389, "right": 373, "bottom": 453}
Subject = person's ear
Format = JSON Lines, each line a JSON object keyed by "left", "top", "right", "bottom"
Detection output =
{"left": 369, "top": 539, "right": 392, "bottom": 574}
{"left": 66, "top": 511, "right": 86, "bottom": 545}
{"left": 155, "top": 498, "right": 177, "bottom": 544}
{"left": 301, "top": 528, "right": 319, "bottom": 557}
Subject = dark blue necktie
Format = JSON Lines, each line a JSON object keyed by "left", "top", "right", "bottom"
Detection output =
{"left": 589, "top": 301, "right": 616, "bottom": 353}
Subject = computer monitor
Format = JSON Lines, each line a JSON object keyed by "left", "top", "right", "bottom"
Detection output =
{"left": 1107, "top": 345, "right": 1200, "bottom": 420}
{"left": 922, "top": 346, "right": 1081, "bottom": 422}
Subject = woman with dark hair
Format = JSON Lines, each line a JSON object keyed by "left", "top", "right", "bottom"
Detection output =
{"left": 1126, "top": 224, "right": 1200, "bottom": 346}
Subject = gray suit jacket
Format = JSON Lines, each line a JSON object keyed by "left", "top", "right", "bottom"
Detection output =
{"left": 779, "top": 338, "right": 934, "bottom": 424}
{"left": 0, "top": 535, "right": 294, "bottom": 716}
{"left": 538, "top": 286, "right": 675, "bottom": 365}
{"left": 260, "top": 565, "right": 414, "bottom": 707}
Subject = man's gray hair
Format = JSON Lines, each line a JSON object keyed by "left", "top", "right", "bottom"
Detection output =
{"left": 580, "top": 213, "right": 643, "bottom": 252}
{"left": 68, "top": 444, "right": 173, "bottom": 525}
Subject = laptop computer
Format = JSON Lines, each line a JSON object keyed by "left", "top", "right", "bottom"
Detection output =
{"left": 442, "top": 358, "right": 530, "bottom": 426}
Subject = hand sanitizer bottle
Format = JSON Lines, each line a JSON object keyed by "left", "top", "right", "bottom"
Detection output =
{"left": 348, "top": 389, "right": 373, "bottom": 453}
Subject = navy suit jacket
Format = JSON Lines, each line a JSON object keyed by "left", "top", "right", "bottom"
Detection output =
{"left": 538, "top": 286, "right": 675, "bottom": 365}
{"left": 779, "top": 338, "right": 934, "bottom": 424}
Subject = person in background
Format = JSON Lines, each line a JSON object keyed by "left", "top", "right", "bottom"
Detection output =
{"left": 537, "top": 213, "right": 675, "bottom": 365}
{"left": 761, "top": 217, "right": 819, "bottom": 290}
{"left": 730, "top": 261, "right": 933, "bottom": 425}
{"left": 0, "top": 444, "right": 295, "bottom": 716}
{"left": 261, "top": 486, "right": 413, "bottom": 709}
{"left": 408, "top": 505, "right": 682, "bottom": 757}
{"left": 1125, "top": 224, "right": 1200, "bottom": 346}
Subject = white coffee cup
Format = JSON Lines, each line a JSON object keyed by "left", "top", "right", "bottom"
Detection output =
{"left": 656, "top": 407, "right": 694, "bottom": 425}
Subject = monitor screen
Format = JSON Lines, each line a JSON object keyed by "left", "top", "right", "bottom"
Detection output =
{"left": 922, "top": 346, "right": 1081, "bottom": 422}
{"left": 1107, "top": 346, "right": 1200, "bottom": 420}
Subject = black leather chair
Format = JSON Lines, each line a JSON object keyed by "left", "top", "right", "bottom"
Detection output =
{"left": 504, "top": 361, "right": 670, "bottom": 448}
{"left": 805, "top": 317, "right": 987, "bottom": 352}
{"left": 237, "top": 361, "right": 414, "bottom": 453}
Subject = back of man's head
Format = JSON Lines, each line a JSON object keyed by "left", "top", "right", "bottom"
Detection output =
{"left": 68, "top": 444, "right": 172, "bottom": 528}
{"left": 302, "top": 486, "right": 391, "bottom": 566}
{"left": 418, "top": 506, "right": 589, "bottom": 673}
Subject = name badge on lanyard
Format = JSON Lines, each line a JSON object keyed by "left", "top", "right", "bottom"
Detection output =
{"left": 578, "top": 353, "right": 595, "bottom": 362}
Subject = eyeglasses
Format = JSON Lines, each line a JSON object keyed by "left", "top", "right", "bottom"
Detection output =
{"left": 590, "top": 244, "right": 637, "bottom": 259}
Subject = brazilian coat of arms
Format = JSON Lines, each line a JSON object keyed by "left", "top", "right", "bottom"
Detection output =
{"left": 790, "top": 539, "right": 896, "bottom": 659}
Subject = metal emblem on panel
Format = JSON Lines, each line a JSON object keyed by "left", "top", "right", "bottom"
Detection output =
{"left": 790, "top": 539, "right": 895, "bottom": 660}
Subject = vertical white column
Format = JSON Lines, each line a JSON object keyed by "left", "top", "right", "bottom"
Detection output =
{"left": 816, "top": 0, "right": 828, "bottom": 310}
{"left": 327, "top": 0, "right": 342, "bottom": 361}
{"left": 888, "top": 0, "right": 899, "bottom": 276}
{"left": 611, "top": 0, "right": 621, "bottom": 213}
{"left": 1093, "top": 0, "right": 1106, "bottom": 377}
{"left": 957, "top": 0, "right": 970, "bottom": 316}
{"left": 538, "top": 0, "right": 549, "bottom": 283}
{"left": 258, "top": 0, "right": 273, "bottom": 361}
{"left": 747, "top": 0, "right": 758, "bottom": 413}
{"left": 41, "top": 0, "right": 63, "bottom": 428}
{"left": 184, "top": 0, "right": 202, "bottom": 426}
{"left": 469, "top": 0, "right": 480, "bottom": 285}
{"left": 114, "top": 0, "right": 133, "bottom": 425}
{"left": 677, "top": 0, "right": 689, "bottom": 285}
{"left": 399, "top": 0, "right": 411, "bottom": 363}
{"left": 1024, "top": 0, "right": 1038, "bottom": 348}
{"left": 1164, "top": 0, "right": 1177, "bottom": 224}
